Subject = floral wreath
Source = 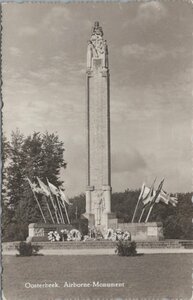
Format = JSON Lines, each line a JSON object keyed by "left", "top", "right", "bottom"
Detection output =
{"left": 67, "top": 229, "right": 82, "bottom": 241}
{"left": 122, "top": 231, "right": 131, "bottom": 241}
{"left": 115, "top": 229, "right": 124, "bottom": 240}
{"left": 104, "top": 228, "right": 131, "bottom": 241}
{"left": 48, "top": 231, "right": 60, "bottom": 242}
{"left": 104, "top": 228, "right": 114, "bottom": 240}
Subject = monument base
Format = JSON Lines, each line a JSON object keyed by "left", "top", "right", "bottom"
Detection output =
{"left": 27, "top": 221, "right": 163, "bottom": 242}
{"left": 27, "top": 219, "right": 88, "bottom": 242}
{"left": 117, "top": 222, "right": 164, "bottom": 241}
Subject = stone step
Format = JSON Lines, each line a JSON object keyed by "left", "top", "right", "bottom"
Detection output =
{"left": 30, "top": 242, "right": 184, "bottom": 249}
{"left": 3, "top": 239, "right": 191, "bottom": 251}
{"left": 179, "top": 241, "right": 193, "bottom": 249}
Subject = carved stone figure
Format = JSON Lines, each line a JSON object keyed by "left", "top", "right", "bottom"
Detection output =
{"left": 87, "top": 21, "right": 108, "bottom": 70}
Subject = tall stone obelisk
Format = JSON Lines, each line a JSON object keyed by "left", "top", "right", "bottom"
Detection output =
{"left": 84, "top": 22, "right": 117, "bottom": 230}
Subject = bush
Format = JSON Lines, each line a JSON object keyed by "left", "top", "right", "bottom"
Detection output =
{"left": 115, "top": 240, "right": 137, "bottom": 256}
{"left": 16, "top": 241, "right": 40, "bottom": 256}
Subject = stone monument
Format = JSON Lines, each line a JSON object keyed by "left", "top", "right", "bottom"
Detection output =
{"left": 27, "top": 22, "right": 163, "bottom": 242}
{"left": 83, "top": 22, "right": 163, "bottom": 241}
{"left": 84, "top": 22, "right": 117, "bottom": 230}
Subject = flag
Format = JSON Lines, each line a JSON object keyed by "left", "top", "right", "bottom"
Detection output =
{"left": 37, "top": 177, "right": 50, "bottom": 197}
{"left": 156, "top": 189, "right": 178, "bottom": 206}
{"left": 142, "top": 186, "right": 156, "bottom": 202}
{"left": 152, "top": 178, "right": 165, "bottom": 204}
{"left": 156, "top": 189, "right": 170, "bottom": 204}
{"left": 59, "top": 188, "right": 72, "bottom": 206}
{"left": 47, "top": 180, "right": 60, "bottom": 196}
{"left": 143, "top": 186, "right": 153, "bottom": 199}
{"left": 143, "top": 188, "right": 156, "bottom": 206}
{"left": 142, "top": 179, "right": 156, "bottom": 207}
{"left": 26, "top": 177, "right": 42, "bottom": 194}
{"left": 138, "top": 183, "right": 154, "bottom": 201}
{"left": 168, "top": 196, "right": 178, "bottom": 207}
{"left": 138, "top": 183, "right": 146, "bottom": 200}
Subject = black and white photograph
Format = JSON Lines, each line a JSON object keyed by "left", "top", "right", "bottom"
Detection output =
{"left": 1, "top": 2, "right": 193, "bottom": 299}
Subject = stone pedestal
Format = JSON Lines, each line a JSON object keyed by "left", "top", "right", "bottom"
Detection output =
{"left": 27, "top": 221, "right": 88, "bottom": 242}
{"left": 117, "top": 222, "right": 164, "bottom": 241}
{"left": 27, "top": 223, "right": 73, "bottom": 242}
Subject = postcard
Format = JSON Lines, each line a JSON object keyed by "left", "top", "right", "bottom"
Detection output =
{"left": 1, "top": 2, "right": 193, "bottom": 300}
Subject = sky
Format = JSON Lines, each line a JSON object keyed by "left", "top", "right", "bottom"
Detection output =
{"left": 2, "top": 2, "right": 193, "bottom": 196}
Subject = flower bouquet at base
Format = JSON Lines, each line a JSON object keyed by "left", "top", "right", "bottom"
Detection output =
{"left": 48, "top": 231, "right": 60, "bottom": 242}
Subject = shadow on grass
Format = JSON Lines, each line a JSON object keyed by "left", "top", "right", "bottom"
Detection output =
{"left": 117, "top": 253, "right": 144, "bottom": 257}
{"left": 16, "top": 253, "right": 44, "bottom": 257}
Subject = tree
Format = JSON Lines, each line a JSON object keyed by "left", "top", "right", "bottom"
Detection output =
{"left": 68, "top": 194, "right": 86, "bottom": 222}
{"left": 2, "top": 130, "right": 66, "bottom": 241}
{"left": 112, "top": 189, "right": 140, "bottom": 222}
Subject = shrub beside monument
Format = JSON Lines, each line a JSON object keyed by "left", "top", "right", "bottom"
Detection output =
{"left": 16, "top": 241, "right": 40, "bottom": 257}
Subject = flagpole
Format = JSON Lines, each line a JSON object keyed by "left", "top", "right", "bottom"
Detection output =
{"left": 27, "top": 179, "right": 47, "bottom": 223}
{"left": 58, "top": 200, "right": 66, "bottom": 224}
{"left": 131, "top": 184, "right": 145, "bottom": 223}
{"left": 137, "top": 178, "right": 157, "bottom": 223}
{"left": 138, "top": 207, "right": 145, "bottom": 223}
{"left": 51, "top": 194, "right": 61, "bottom": 223}
{"left": 145, "top": 203, "right": 154, "bottom": 223}
{"left": 55, "top": 194, "right": 63, "bottom": 223}
{"left": 56, "top": 195, "right": 65, "bottom": 224}
{"left": 63, "top": 200, "right": 70, "bottom": 224}
{"left": 145, "top": 178, "right": 164, "bottom": 223}
{"left": 43, "top": 195, "right": 55, "bottom": 223}
{"left": 33, "top": 189, "right": 47, "bottom": 223}
{"left": 50, "top": 194, "right": 60, "bottom": 223}
{"left": 46, "top": 178, "right": 60, "bottom": 224}
{"left": 59, "top": 188, "right": 71, "bottom": 224}
{"left": 131, "top": 197, "right": 141, "bottom": 223}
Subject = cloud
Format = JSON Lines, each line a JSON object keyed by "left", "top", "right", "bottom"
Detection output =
{"left": 9, "top": 47, "right": 22, "bottom": 57}
{"left": 121, "top": 43, "right": 167, "bottom": 61}
{"left": 121, "top": 43, "right": 187, "bottom": 61}
{"left": 42, "top": 6, "right": 71, "bottom": 28}
{"left": 19, "top": 26, "right": 38, "bottom": 37}
{"left": 112, "top": 148, "right": 146, "bottom": 174}
{"left": 123, "top": 2, "right": 167, "bottom": 29}
{"left": 136, "top": 2, "right": 167, "bottom": 24}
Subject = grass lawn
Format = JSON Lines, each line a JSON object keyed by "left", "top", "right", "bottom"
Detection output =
{"left": 2, "top": 254, "right": 193, "bottom": 300}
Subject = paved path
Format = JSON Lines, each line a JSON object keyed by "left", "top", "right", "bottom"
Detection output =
{"left": 2, "top": 248, "right": 193, "bottom": 256}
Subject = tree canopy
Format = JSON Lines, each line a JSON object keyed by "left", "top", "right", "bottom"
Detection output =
{"left": 2, "top": 130, "right": 66, "bottom": 241}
